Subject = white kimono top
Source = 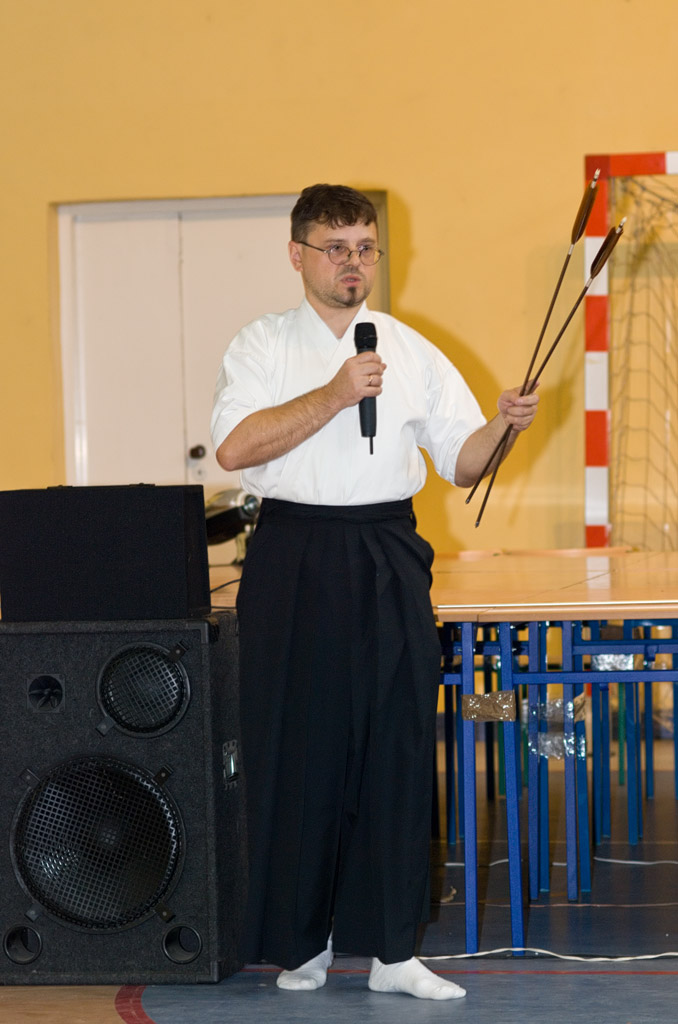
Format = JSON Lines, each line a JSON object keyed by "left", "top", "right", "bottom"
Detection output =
{"left": 210, "top": 298, "right": 486, "bottom": 505}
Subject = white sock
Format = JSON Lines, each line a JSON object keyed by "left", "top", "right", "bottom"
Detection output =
{"left": 368, "top": 957, "right": 466, "bottom": 1000}
{"left": 276, "top": 936, "right": 334, "bottom": 991}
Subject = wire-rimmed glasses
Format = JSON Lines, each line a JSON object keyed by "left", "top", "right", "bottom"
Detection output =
{"left": 297, "top": 240, "right": 385, "bottom": 266}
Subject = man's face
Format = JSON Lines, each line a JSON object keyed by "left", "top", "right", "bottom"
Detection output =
{"left": 288, "top": 219, "right": 378, "bottom": 313}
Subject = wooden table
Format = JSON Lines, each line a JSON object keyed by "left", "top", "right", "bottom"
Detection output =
{"left": 432, "top": 548, "right": 678, "bottom": 623}
{"left": 431, "top": 549, "right": 678, "bottom": 952}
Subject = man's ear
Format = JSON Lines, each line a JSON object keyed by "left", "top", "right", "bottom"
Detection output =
{"left": 288, "top": 239, "right": 303, "bottom": 272}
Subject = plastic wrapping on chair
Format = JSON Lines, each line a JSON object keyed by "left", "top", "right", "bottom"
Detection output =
{"left": 526, "top": 694, "right": 587, "bottom": 759}
{"left": 530, "top": 731, "right": 587, "bottom": 760}
{"left": 461, "top": 690, "right": 516, "bottom": 721}
{"left": 591, "top": 653, "right": 634, "bottom": 672}
{"left": 537, "top": 693, "right": 587, "bottom": 723}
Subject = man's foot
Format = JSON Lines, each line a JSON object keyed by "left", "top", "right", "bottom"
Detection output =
{"left": 276, "top": 936, "right": 334, "bottom": 991}
{"left": 368, "top": 957, "right": 466, "bottom": 1000}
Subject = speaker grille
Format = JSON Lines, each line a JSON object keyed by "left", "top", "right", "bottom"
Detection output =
{"left": 98, "top": 645, "right": 190, "bottom": 734}
{"left": 11, "top": 757, "right": 184, "bottom": 931}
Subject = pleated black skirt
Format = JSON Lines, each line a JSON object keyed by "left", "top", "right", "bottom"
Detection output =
{"left": 235, "top": 497, "right": 441, "bottom": 969}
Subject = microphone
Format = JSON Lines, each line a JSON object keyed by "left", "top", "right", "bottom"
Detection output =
{"left": 354, "top": 322, "right": 377, "bottom": 454}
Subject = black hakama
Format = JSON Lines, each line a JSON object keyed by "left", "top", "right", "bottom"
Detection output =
{"left": 235, "top": 497, "right": 441, "bottom": 969}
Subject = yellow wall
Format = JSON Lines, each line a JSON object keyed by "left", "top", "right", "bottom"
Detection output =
{"left": 2, "top": 0, "right": 677, "bottom": 553}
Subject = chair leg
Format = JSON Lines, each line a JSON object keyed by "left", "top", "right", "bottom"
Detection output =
{"left": 601, "top": 684, "right": 612, "bottom": 838}
{"left": 618, "top": 683, "right": 626, "bottom": 785}
{"left": 484, "top": 650, "right": 496, "bottom": 801}
{"left": 575, "top": 683, "right": 591, "bottom": 893}
{"left": 561, "top": 623, "right": 579, "bottom": 901}
{"left": 591, "top": 671, "right": 612, "bottom": 841}
{"left": 538, "top": 684, "right": 551, "bottom": 893}
{"left": 591, "top": 681, "right": 603, "bottom": 845}
{"left": 444, "top": 682, "right": 456, "bottom": 845}
{"left": 644, "top": 679, "right": 654, "bottom": 800}
{"left": 572, "top": 625, "right": 591, "bottom": 894}
{"left": 527, "top": 622, "right": 541, "bottom": 901}
{"left": 460, "top": 621, "right": 479, "bottom": 954}
{"left": 625, "top": 681, "right": 641, "bottom": 844}
{"left": 499, "top": 622, "right": 525, "bottom": 952}
{"left": 456, "top": 683, "right": 465, "bottom": 840}
{"left": 527, "top": 681, "right": 540, "bottom": 901}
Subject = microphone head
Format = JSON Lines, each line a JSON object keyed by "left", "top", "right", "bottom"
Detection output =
{"left": 354, "top": 322, "right": 377, "bottom": 351}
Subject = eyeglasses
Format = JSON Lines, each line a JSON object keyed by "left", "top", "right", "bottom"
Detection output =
{"left": 296, "top": 240, "right": 385, "bottom": 266}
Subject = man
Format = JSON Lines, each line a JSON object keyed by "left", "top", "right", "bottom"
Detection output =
{"left": 211, "top": 184, "right": 538, "bottom": 1000}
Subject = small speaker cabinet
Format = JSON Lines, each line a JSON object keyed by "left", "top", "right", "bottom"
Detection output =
{"left": 0, "top": 485, "right": 210, "bottom": 622}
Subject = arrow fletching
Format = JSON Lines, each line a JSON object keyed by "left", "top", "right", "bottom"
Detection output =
{"left": 571, "top": 168, "right": 600, "bottom": 245}
{"left": 590, "top": 218, "right": 626, "bottom": 279}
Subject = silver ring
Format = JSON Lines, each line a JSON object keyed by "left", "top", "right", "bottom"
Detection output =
{"left": 368, "top": 375, "right": 373, "bottom": 386}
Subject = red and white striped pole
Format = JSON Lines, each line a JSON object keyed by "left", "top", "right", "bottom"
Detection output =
{"left": 583, "top": 151, "right": 678, "bottom": 547}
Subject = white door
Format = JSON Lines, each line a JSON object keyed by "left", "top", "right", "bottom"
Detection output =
{"left": 59, "top": 196, "right": 301, "bottom": 494}
{"left": 59, "top": 194, "right": 390, "bottom": 495}
{"left": 179, "top": 203, "right": 304, "bottom": 493}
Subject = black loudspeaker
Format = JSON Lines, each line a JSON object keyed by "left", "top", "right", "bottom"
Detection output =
{"left": 0, "top": 612, "right": 246, "bottom": 985}
{"left": 0, "top": 485, "right": 211, "bottom": 622}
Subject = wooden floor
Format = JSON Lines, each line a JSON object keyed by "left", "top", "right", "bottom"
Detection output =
{"left": 0, "top": 985, "right": 124, "bottom": 1024}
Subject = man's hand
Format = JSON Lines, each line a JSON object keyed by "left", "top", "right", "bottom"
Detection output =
{"left": 497, "top": 382, "right": 539, "bottom": 431}
{"left": 326, "top": 351, "right": 386, "bottom": 407}
{"left": 454, "top": 382, "right": 540, "bottom": 487}
{"left": 216, "top": 352, "right": 387, "bottom": 472}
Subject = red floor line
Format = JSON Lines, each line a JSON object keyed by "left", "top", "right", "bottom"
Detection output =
{"left": 115, "top": 986, "right": 156, "bottom": 1024}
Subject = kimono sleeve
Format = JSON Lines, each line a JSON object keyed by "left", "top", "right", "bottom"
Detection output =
{"left": 415, "top": 348, "right": 487, "bottom": 485}
{"left": 210, "top": 319, "right": 277, "bottom": 452}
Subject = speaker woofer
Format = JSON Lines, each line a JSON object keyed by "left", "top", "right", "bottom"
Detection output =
{"left": 98, "top": 644, "right": 190, "bottom": 735}
{"left": 11, "top": 757, "right": 184, "bottom": 931}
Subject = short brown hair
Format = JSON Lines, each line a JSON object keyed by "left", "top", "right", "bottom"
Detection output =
{"left": 291, "top": 184, "right": 378, "bottom": 242}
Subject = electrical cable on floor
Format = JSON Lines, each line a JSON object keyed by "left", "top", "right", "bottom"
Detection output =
{"left": 423, "top": 948, "right": 678, "bottom": 963}
{"left": 594, "top": 856, "right": 678, "bottom": 866}
{"left": 445, "top": 856, "right": 678, "bottom": 868}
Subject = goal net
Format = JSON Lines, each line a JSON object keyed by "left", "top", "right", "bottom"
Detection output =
{"left": 607, "top": 172, "right": 678, "bottom": 549}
